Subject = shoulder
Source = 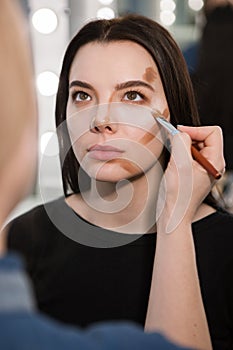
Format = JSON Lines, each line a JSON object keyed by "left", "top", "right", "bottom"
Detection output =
{"left": 9, "top": 197, "right": 65, "bottom": 227}
{"left": 7, "top": 197, "right": 65, "bottom": 251}
{"left": 192, "top": 208, "right": 233, "bottom": 253}
{"left": 193, "top": 207, "right": 233, "bottom": 232}
{"left": 193, "top": 208, "right": 233, "bottom": 267}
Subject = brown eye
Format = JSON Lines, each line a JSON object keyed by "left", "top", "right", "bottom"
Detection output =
{"left": 74, "top": 91, "right": 91, "bottom": 101}
{"left": 124, "top": 91, "right": 143, "bottom": 101}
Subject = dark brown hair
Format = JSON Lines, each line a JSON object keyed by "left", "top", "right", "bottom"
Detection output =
{"left": 55, "top": 14, "right": 216, "bottom": 206}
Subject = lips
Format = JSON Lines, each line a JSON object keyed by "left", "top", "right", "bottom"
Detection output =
{"left": 88, "top": 144, "right": 124, "bottom": 161}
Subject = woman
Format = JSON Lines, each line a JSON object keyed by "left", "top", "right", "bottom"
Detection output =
{"left": 0, "top": 2, "right": 210, "bottom": 349}
{"left": 7, "top": 14, "right": 232, "bottom": 349}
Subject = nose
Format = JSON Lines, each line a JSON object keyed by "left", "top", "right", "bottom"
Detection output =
{"left": 90, "top": 105, "right": 117, "bottom": 134}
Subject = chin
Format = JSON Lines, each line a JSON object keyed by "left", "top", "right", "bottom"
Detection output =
{"left": 85, "top": 160, "right": 142, "bottom": 183}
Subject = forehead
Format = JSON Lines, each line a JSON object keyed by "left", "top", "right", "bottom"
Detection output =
{"left": 69, "top": 40, "right": 159, "bottom": 81}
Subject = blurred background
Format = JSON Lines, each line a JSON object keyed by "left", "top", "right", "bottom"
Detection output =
{"left": 10, "top": 0, "right": 211, "bottom": 220}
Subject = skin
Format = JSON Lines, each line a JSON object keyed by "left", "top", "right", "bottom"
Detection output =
{"left": 66, "top": 41, "right": 168, "bottom": 182}
{"left": 65, "top": 41, "right": 217, "bottom": 232}
{"left": 142, "top": 66, "right": 158, "bottom": 84}
{"left": 146, "top": 125, "right": 224, "bottom": 350}
{"left": 66, "top": 41, "right": 170, "bottom": 231}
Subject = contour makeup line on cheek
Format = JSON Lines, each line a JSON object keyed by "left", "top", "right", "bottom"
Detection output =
{"left": 137, "top": 107, "right": 170, "bottom": 146}
{"left": 161, "top": 107, "right": 170, "bottom": 119}
{"left": 152, "top": 108, "right": 170, "bottom": 120}
{"left": 138, "top": 124, "right": 158, "bottom": 145}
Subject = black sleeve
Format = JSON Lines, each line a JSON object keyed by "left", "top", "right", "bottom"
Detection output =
{"left": 7, "top": 206, "right": 46, "bottom": 278}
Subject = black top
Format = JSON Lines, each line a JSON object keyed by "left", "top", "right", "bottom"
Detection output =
{"left": 0, "top": 255, "right": 186, "bottom": 350}
{"left": 7, "top": 197, "right": 233, "bottom": 349}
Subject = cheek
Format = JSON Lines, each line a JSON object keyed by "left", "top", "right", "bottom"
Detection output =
{"left": 130, "top": 127, "right": 165, "bottom": 168}
{"left": 66, "top": 106, "right": 95, "bottom": 142}
{"left": 147, "top": 137, "right": 165, "bottom": 161}
{"left": 69, "top": 133, "right": 88, "bottom": 163}
{"left": 66, "top": 110, "right": 93, "bottom": 163}
{"left": 138, "top": 130, "right": 156, "bottom": 145}
{"left": 118, "top": 130, "right": 164, "bottom": 176}
{"left": 151, "top": 93, "right": 168, "bottom": 113}
{"left": 128, "top": 123, "right": 163, "bottom": 150}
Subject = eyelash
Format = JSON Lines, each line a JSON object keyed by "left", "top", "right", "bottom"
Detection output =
{"left": 122, "top": 89, "right": 146, "bottom": 103}
{"left": 71, "top": 90, "right": 91, "bottom": 102}
{"left": 70, "top": 89, "right": 148, "bottom": 104}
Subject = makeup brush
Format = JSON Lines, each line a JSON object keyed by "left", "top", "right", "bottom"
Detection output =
{"left": 156, "top": 116, "right": 222, "bottom": 180}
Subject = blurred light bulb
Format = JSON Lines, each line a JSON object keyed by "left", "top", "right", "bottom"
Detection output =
{"left": 40, "top": 131, "right": 59, "bottom": 156}
{"left": 188, "top": 0, "right": 204, "bottom": 11}
{"left": 98, "top": 0, "right": 114, "bottom": 4}
{"left": 32, "top": 8, "right": 58, "bottom": 34}
{"left": 97, "top": 7, "right": 115, "bottom": 19}
{"left": 160, "top": 11, "right": 176, "bottom": 26}
{"left": 37, "top": 71, "right": 59, "bottom": 96}
{"left": 160, "top": 0, "right": 176, "bottom": 12}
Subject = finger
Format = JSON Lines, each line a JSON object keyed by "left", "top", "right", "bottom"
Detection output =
{"left": 177, "top": 125, "right": 225, "bottom": 172}
{"left": 192, "top": 141, "right": 204, "bottom": 150}
{"left": 177, "top": 125, "right": 223, "bottom": 149}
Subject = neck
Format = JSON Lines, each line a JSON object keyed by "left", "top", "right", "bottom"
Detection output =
{"left": 80, "top": 162, "right": 164, "bottom": 233}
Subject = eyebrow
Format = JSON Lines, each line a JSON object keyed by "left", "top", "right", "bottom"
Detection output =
{"left": 69, "top": 79, "right": 155, "bottom": 92}
{"left": 69, "top": 80, "right": 94, "bottom": 90}
{"left": 115, "top": 80, "right": 155, "bottom": 92}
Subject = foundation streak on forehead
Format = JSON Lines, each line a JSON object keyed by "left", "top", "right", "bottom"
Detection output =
{"left": 143, "top": 67, "right": 158, "bottom": 84}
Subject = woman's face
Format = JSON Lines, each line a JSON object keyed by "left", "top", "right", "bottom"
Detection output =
{"left": 66, "top": 40, "right": 169, "bottom": 182}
